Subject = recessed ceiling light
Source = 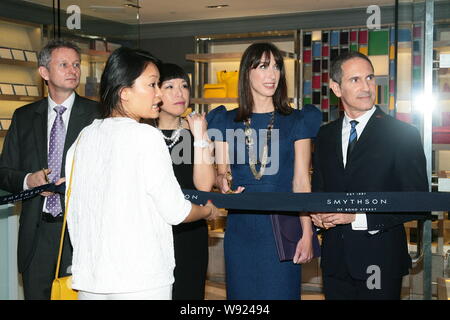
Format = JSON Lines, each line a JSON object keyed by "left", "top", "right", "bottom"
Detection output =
{"left": 206, "top": 5, "right": 229, "bottom": 9}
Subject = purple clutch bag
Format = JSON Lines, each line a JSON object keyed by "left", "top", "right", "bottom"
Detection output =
{"left": 271, "top": 214, "right": 321, "bottom": 262}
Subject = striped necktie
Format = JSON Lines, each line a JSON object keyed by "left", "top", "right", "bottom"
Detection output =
{"left": 346, "top": 120, "right": 359, "bottom": 163}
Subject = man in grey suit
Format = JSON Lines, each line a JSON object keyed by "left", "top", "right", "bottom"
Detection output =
{"left": 0, "top": 40, "right": 99, "bottom": 299}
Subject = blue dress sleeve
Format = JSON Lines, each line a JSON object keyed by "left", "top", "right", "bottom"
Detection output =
{"left": 293, "top": 104, "right": 323, "bottom": 140}
{"left": 206, "top": 105, "right": 228, "bottom": 141}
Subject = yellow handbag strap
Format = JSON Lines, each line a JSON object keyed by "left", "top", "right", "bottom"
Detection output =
{"left": 54, "top": 136, "right": 81, "bottom": 280}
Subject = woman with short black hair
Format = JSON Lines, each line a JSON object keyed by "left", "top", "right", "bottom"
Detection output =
{"left": 155, "top": 63, "right": 215, "bottom": 299}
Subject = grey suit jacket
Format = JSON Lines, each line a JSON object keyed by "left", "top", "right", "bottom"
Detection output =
{"left": 0, "top": 94, "right": 100, "bottom": 272}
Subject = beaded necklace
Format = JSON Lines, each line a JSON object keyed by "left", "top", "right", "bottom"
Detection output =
{"left": 244, "top": 111, "right": 275, "bottom": 180}
{"left": 159, "top": 117, "right": 183, "bottom": 149}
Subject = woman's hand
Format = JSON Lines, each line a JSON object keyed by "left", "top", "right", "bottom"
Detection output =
{"left": 204, "top": 200, "right": 222, "bottom": 220}
{"left": 216, "top": 173, "right": 245, "bottom": 194}
{"left": 293, "top": 233, "right": 314, "bottom": 264}
{"left": 186, "top": 112, "right": 208, "bottom": 141}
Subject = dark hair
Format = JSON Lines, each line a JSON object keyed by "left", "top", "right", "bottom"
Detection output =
{"left": 38, "top": 39, "right": 81, "bottom": 68}
{"left": 99, "top": 47, "right": 161, "bottom": 119}
{"left": 159, "top": 63, "right": 190, "bottom": 89}
{"left": 330, "top": 51, "right": 374, "bottom": 84}
{"left": 235, "top": 42, "right": 292, "bottom": 122}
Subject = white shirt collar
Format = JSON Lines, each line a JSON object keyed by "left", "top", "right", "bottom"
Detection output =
{"left": 343, "top": 105, "right": 377, "bottom": 128}
{"left": 47, "top": 92, "right": 76, "bottom": 113}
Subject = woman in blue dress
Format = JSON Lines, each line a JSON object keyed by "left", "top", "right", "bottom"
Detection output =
{"left": 207, "top": 42, "right": 321, "bottom": 300}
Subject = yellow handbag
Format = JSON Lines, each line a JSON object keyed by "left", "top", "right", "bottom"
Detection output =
{"left": 217, "top": 70, "right": 239, "bottom": 98}
{"left": 203, "top": 83, "right": 227, "bottom": 98}
{"left": 50, "top": 137, "right": 80, "bottom": 300}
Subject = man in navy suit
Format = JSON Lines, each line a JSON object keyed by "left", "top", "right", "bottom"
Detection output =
{"left": 311, "top": 51, "right": 429, "bottom": 300}
{"left": 0, "top": 40, "right": 99, "bottom": 299}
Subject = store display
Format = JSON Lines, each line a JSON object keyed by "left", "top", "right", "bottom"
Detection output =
{"left": 303, "top": 80, "right": 312, "bottom": 95}
{"left": 340, "top": 31, "right": 349, "bottom": 45}
{"left": 313, "top": 42, "right": 321, "bottom": 57}
{"left": 331, "top": 31, "right": 339, "bottom": 46}
{"left": 0, "top": 119, "right": 11, "bottom": 130}
{"left": 24, "top": 50, "right": 37, "bottom": 62}
{"left": 204, "top": 83, "right": 227, "bottom": 98}
{"left": 0, "top": 83, "right": 14, "bottom": 95}
{"left": 312, "top": 60, "right": 321, "bottom": 73}
{"left": 13, "top": 84, "right": 27, "bottom": 95}
{"left": 368, "top": 30, "right": 389, "bottom": 55}
{"left": 302, "top": 26, "right": 400, "bottom": 120}
{"left": 25, "top": 85, "right": 39, "bottom": 96}
{"left": 303, "top": 49, "right": 311, "bottom": 63}
{"left": 11, "top": 49, "right": 26, "bottom": 61}
{"left": 0, "top": 47, "right": 13, "bottom": 59}
{"left": 217, "top": 70, "right": 238, "bottom": 98}
{"left": 303, "top": 32, "right": 312, "bottom": 47}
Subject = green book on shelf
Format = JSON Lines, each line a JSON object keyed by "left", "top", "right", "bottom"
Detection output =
{"left": 303, "top": 97, "right": 312, "bottom": 105}
{"left": 368, "top": 30, "right": 389, "bottom": 55}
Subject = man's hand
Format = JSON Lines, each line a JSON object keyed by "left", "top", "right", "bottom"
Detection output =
{"left": 311, "top": 213, "right": 336, "bottom": 229}
{"left": 321, "top": 213, "right": 356, "bottom": 225}
{"left": 27, "top": 169, "right": 54, "bottom": 196}
{"left": 55, "top": 177, "right": 65, "bottom": 186}
{"left": 27, "top": 169, "right": 51, "bottom": 188}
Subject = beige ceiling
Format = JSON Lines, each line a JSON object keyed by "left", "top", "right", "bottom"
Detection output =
{"left": 22, "top": 0, "right": 395, "bottom": 24}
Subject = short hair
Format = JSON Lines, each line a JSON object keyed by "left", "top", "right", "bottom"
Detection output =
{"left": 330, "top": 51, "right": 374, "bottom": 84}
{"left": 38, "top": 39, "right": 81, "bottom": 68}
{"left": 159, "top": 63, "right": 190, "bottom": 89}
{"left": 236, "top": 42, "right": 292, "bottom": 122}
{"left": 99, "top": 47, "right": 161, "bottom": 119}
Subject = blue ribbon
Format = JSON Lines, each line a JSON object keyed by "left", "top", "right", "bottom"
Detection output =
{"left": 181, "top": 189, "right": 446, "bottom": 213}
{"left": 1, "top": 183, "right": 448, "bottom": 213}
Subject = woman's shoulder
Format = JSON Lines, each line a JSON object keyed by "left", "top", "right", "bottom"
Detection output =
{"left": 288, "top": 104, "right": 321, "bottom": 119}
{"left": 136, "top": 121, "right": 162, "bottom": 137}
{"left": 113, "top": 119, "right": 163, "bottom": 141}
{"left": 284, "top": 105, "right": 322, "bottom": 138}
{"left": 206, "top": 105, "right": 237, "bottom": 126}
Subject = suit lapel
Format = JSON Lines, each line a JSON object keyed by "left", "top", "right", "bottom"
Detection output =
{"left": 335, "top": 117, "right": 345, "bottom": 171}
{"left": 33, "top": 99, "right": 49, "bottom": 168}
{"left": 346, "top": 106, "right": 385, "bottom": 166}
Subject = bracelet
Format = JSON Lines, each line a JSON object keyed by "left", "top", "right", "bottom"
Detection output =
{"left": 193, "top": 140, "right": 210, "bottom": 148}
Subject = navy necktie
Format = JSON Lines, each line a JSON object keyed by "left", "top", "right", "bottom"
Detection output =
{"left": 347, "top": 120, "right": 358, "bottom": 163}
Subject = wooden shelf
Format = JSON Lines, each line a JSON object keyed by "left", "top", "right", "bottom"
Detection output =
{"left": 0, "top": 94, "right": 41, "bottom": 102}
{"left": 186, "top": 51, "right": 297, "bottom": 63}
{"left": 0, "top": 58, "right": 37, "bottom": 67}
{"left": 81, "top": 49, "right": 110, "bottom": 63}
